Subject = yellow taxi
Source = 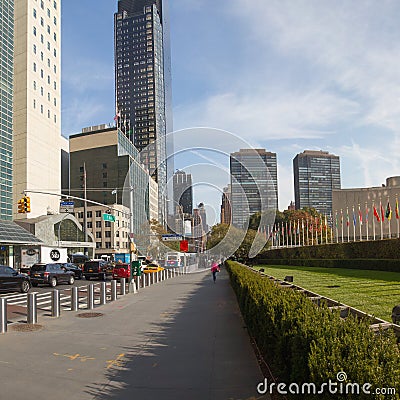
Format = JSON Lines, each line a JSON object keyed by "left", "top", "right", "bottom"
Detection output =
{"left": 142, "top": 263, "right": 164, "bottom": 274}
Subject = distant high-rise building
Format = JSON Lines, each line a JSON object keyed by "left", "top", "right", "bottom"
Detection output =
{"left": 230, "top": 149, "right": 278, "bottom": 229}
{"left": 220, "top": 185, "right": 232, "bottom": 225}
{"left": 198, "top": 203, "right": 208, "bottom": 234}
{"left": 293, "top": 150, "right": 341, "bottom": 216}
{"left": 13, "top": 0, "right": 62, "bottom": 218}
{"left": 0, "top": 0, "right": 14, "bottom": 220}
{"left": 114, "top": 0, "right": 173, "bottom": 223}
{"left": 173, "top": 170, "right": 193, "bottom": 215}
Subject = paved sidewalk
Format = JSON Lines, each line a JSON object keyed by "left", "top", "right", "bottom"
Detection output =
{"left": 0, "top": 269, "right": 269, "bottom": 400}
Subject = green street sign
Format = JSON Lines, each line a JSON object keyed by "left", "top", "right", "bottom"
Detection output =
{"left": 103, "top": 213, "right": 116, "bottom": 222}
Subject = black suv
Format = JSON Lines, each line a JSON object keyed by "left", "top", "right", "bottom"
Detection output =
{"left": 30, "top": 263, "right": 75, "bottom": 287}
{"left": 83, "top": 260, "right": 113, "bottom": 281}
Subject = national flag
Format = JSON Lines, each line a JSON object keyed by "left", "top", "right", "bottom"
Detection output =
{"left": 335, "top": 212, "right": 338, "bottom": 227}
{"left": 111, "top": 189, "right": 117, "bottom": 195}
{"left": 289, "top": 221, "right": 292, "bottom": 235}
{"left": 385, "top": 201, "right": 392, "bottom": 220}
{"left": 396, "top": 198, "right": 399, "bottom": 220}
{"left": 373, "top": 205, "right": 380, "bottom": 222}
{"left": 346, "top": 210, "right": 350, "bottom": 227}
{"left": 380, "top": 202, "right": 385, "bottom": 222}
{"left": 297, "top": 219, "right": 300, "bottom": 234}
{"left": 353, "top": 208, "right": 356, "bottom": 226}
{"left": 358, "top": 206, "right": 363, "bottom": 225}
{"left": 365, "top": 205, "right": 369, "bottom": 222}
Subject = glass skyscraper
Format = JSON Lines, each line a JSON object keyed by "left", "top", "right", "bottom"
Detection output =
{"left": 114, "top": 0, "right": 172, "bottom": 223}
{"left": 293, "top": 150, "right": 341, "bottom": 216}
{"left": 230, "top": 149, "right": 278, "bottom": 229}
{"left": 0, "top": 0, "right": 14, "bottom": 220}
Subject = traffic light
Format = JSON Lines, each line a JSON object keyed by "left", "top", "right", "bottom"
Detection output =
{"left": 17, "top": 198, "right": 25, "bottom": 214}
{"left": 24, "top": 196, "right": 31, "bottom": 213}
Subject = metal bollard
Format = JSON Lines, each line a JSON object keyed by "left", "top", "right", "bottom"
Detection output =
{"left": 120, "top": 278, "right": 126, "bottom": 295}
{"left": 156, "top": 271, "right": 159, "bottom": 283}
{"left": 71, "top": 286, "right": 79, "bottom": 311}
{"left": 87, "top": 284, "right": 94, "bottom": 310}
{"left": 100, "top": 282, "right": 107, "bottom": 305}
{"left": 149, "top": 273, "right": 152, "bottom": 286}
{"left": 142, "top": 275, "right": 146, "bottom": 288}
{"left": 27, "top": 292, "right": 37, "bottom": 324}
{"left": 0, "top": 298, "right": 7, "bottom": 334}
{"left": 111, "top": 280, "right": 117, "bottom": 301}
{"left": 51, "top": 290, "right": 60, "bottom": 318}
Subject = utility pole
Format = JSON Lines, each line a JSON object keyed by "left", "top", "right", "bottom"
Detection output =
{"left": 83, "top": 162, "right": 88, "bottom": 256}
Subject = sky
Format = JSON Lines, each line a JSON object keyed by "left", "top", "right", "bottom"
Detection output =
{"left": 61, "top": 0, "right": 400, "bottom": 224}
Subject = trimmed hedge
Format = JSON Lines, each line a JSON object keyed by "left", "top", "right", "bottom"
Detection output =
{"left": 227, "top": 261, "right": 400, "bottom": 399}
{"left": 252, "top": 258, "right": 400, "bottom": 272}
{"left": 257, "top": 238, "right": 400, "bottom": 261}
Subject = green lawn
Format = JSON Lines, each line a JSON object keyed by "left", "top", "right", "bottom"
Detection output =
{"left": 253, "top": 264, "right": 400, "bottom": 322}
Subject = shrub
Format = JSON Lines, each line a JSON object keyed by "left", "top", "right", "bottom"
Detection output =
{"left": 227, "top": 261, "right": 400, "bottom": 399}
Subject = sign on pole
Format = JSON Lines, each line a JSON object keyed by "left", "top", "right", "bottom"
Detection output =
{"left": 60, "top": 201, "right": 74, "bottom": 213}
{"left": 103, "top": 213, "right": 116, "bottom": 222}
{"left": 162, "top": 234, "right": 183, "bottom": 242}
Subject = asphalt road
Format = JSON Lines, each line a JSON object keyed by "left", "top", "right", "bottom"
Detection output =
{"left": 0, "top": 269, "right": 270, "bottom": 400}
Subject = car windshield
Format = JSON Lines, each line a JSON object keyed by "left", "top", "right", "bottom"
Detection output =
{"left": 114, "top": 265, "right": 128, "bottom": 269}
{"left": 31, "top": 265, "right": 46, "bottom": 272}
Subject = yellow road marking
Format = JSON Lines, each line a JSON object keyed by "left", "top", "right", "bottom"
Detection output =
{"left": 106, "top": 353, "right": 125, "bottom": 369}
{"left": 53, "top": 352, "right": 95, "bottom": 362}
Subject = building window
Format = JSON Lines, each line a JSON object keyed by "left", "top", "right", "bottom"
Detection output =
{"left": 47, "top": 9, "right": 50, "bottom": 17}
{"left": 47, "top": 25, "right": 50, "bottom": 34}
{"left": 105, "top": 221, "right": 111, "bottom": 228}
{"left": 33, "top": 44, "right": 37, "bottom": 54}
{"left": 87, "top": 211, "right": 92, "bottom": 218}
{"left": 40, "top": 105, "right": 43, "bottom": 114}
{"left": 33, "top": 99, "right": 36, "bottom": 109}
{"left": 96, "top": 221, "right": 101, "bottom": 228}
{"left": 33, "top": 27, "right": 37, "bottom": 36}
{"left": 54, "top": 65, "right": 57, "bottom": 74}
{"left": 54, "top": 81, "right": 57, "bottom": 90}
{"left": 87, "top": 222, "right": 92, "bottom": 228}
{"left": 103, "top": 182, "right": 108, "bottom": 188}
{"left": 48, "top": 110, "right": 50, "bottom": 118}
{"left": 53, "top": 33, "right": 57, "bottom": 41}
{"left": 40, "top": 34, "right": 44, "bottom": 43}
{"left": 96, "top": 232, "right": 102, "bottom": 238}
{"left": 77, "top": 212, "right": 84, "bottom": 219}
{"left": 54, "top": 48, "right": 57, "bottom": 57}
{"left": 103, "top": 173, "right": 107, "bottom": 178}
{"left": 41, "top": 69, "right": 44, "bottom": 78}
{"left": 33, "top": 9, "right": 37, "bottom": 18}
{"left": 33, "top": 63, "right": 37, "bottom": 72}
{"left": 40, "top": 17, "right": 44, "bottom": 27}
{"left": 102, "top": 163, "right": 107, "bottom": 169}
{"left": 96, "top": 211, "right": 101, "bottom": 217}
{"left": 105, "top": 231, "right": 111, "bottom": 238}
{"left": 33, "top": 81, "right": 36, "bottom": 90}
{"left": 40, "top": 87, "right": 43, "bottom": 96}
{"left": 96, "top": 242, "right": 101, "bottom": 249}
{"left": 40, "top": 0, "right": 44, "bottom": 9}
{"left": 105, "top": 242, "right": 111, "bottom": 249}
{"left": 54, "top": 1, "right": 57, "bottom": 10}
{"left": 54, "top": 16, "right": 57, "bottom": 25}
{"left": 54, "top": 114, "right": 57, "bottom": 123}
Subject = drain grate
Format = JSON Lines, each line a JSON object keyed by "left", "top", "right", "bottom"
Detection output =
{"left": 10, "top": 323, "right": 43, "bottom": 332}
{"left": 76, "top": 312, "right": 104, "bottom": 318}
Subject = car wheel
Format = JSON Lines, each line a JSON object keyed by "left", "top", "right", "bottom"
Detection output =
{"left": 20, "top": 280, "right": 30, "bottom": 293}
{"left": 49, "top": 277, "right": 57, "bottom": 287}
{"left": 68, "top": 275, "right": 75, "bottom": 285}
{"left": 31, "top": 282, "right": 38, "bottom": 287}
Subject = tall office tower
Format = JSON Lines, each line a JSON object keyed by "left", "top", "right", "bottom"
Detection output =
{"left": 173, "top": 170, "right": 193, "bottom": 215}
{"left": 114, "top": 0, "right": 172, "bottom": 223}
{"left": 220, "top": 185, "right": 232, "bottom": 225}
{"left": 13, "top": 0, "right": 62, "bottom": 219}
{"left": 230, "top": 149, "right": 278, "bottom": 229}
{"left": 0, "top": 0, "right": 14, "bottom": 220}
{"left": 293, "top": 150, "right": 341, "bottom": 216}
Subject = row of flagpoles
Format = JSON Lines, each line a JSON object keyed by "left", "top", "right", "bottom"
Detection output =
{"left": 261, "top": 198, "right": 400, "bottom": 248}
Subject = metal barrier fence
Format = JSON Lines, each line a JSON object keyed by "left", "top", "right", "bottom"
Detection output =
{"left": 0, "top": 266, "right": 185, "bottom": 333}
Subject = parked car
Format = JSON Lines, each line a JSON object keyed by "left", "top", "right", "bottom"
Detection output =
{"left": 112, "top": 263, "right": 131, "bottom": 280}
{"left": 83, "top": 260, "right": 113, "bottom": 281}
{"left": 0, "top": 265, "right": 30, "bottom": 293}
{"left": 62, "top": 263, "right": 83, "bottom": 279}
{"left": 30, "top": 263, "right": 75, "bottom": 287}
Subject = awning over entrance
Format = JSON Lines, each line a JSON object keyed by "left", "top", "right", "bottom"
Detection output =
{"left": 0, "top": 220, "right": 43, "bottom": 245}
